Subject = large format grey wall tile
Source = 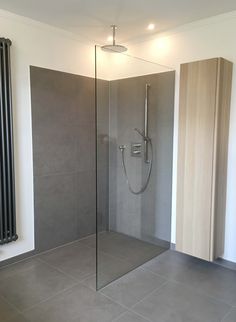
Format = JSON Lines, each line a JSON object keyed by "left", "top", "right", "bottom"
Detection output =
{"left": 34, "top": 173, "right": 77, "bottom": 252}
{"left": 96, "top": 79, "right": 110, "bottom": 231}
{"left": 31, "top": 67, "right": 79, "bottom": 176}
{"left": 76, "top": 171, "right": 96, "bottom": 238}
{"left": 108, "top": 72, "right": 175, "bottom": 244}
{"left": 76, "top": 123, "right": 95, "bottom": 172}
{"left": 30, "top": 66, "right": 105, "bottom": 253}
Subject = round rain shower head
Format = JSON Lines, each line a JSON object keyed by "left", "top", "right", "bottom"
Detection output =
{"left": 101, "top": 44, "right": 127, "bottom": 53}
{"left": 102, "top": 25, "right": 127, "bottom": 53}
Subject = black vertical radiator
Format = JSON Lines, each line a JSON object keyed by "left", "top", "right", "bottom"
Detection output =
{"left": 0, "top": 38, "right": 18, "bottom": 245}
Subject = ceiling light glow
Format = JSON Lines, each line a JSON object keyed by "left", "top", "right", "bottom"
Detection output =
{"left": 107, "top": 35, "right": 113, "bottom": 42}
{"left": 147, "top": 23, "right": 155, "bottom": 30}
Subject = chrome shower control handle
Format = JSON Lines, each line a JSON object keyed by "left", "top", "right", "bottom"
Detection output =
{"left": 119, "top": 145, "right": 126, "bottom": 151}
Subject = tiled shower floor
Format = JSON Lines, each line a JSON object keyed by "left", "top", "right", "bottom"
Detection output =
{"left": 0, "top": 232, "right": 236, "bottom": 322}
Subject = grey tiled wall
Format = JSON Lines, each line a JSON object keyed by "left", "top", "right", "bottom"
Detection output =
{"left": 30, "top": 67, "right": 105, "bottom": 252}
{"left": 108, "top": 72, "right": 175, "bottom": 245}
{"left": 30, "top": 66, "right": 174, "bottom": 254}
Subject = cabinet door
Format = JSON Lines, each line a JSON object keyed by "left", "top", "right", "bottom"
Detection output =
{"left": 176, "top": 59, "right": 218, "bottom": 261}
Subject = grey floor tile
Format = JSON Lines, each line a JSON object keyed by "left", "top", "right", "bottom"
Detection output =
{"left": 113, "top": 312, "right": 150, "bottom": 322}
{"left": 0, "top": 259, "right": 41, "bottom": 281}
{"left": 39, "top": 242, "right": 96, "bottom": 281}
{"left": 101, "top": 267, "right": 166, "bottom": 308}
{"left": 222, "top": 308, "right": 236, "bottom": 322}
{"left": 0, "top": 261, "right": 76, "bottom": 311}
{"left": 80, "top": 231, "right": 167, "bottom": 289}
{"left": 79, "top": 234, "right": 96, "bottom": 248}
{"left": 5, "top": 314, "right": 28, "bottom": 322}
{"left": 24, "top": 284, "right": 125, "bottom": 322}
{"left": 80, "top": 252, "right": 137, "bottom": 291}
{"left": 97, "top": 231, "right": 165, "bottom": 266}
{"left": 133, "top": 281, "right": 230, "bottom": 322}
{"left": 80, "top": 274, "right": 96, "bottom": 291}
{"left": 0, "top": 296, "right": 19, "bottom": 322}
{"left": 142, "top": 250, "right": 198, "bottom": 280}
{"left": 80, "top": 232, "right": 165, "bottom": 265}
{"left": 97, "top": 252, "right": 136, "bottom": 289}
{"left": 172, "top": 259, "right": 236, "bottom": 306}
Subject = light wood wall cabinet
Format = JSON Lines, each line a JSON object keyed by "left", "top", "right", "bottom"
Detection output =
{"left": 176, "top": 58, "right": 233, "bottom": 261}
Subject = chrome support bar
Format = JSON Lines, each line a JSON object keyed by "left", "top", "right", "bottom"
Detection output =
{"left": 144, "top": 84, "right": 150, "bottom": 163}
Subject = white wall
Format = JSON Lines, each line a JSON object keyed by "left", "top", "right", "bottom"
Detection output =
{"left": 0, "top": 9, "right": 94, "bottom": 261}
{"left": 128, "top": 11, "right": 236, "bottom": 263}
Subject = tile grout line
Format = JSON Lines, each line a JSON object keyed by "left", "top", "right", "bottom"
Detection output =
{"left": 0, "top": 260, "right": 81, "bottom": 316}
{"left": 0, "top": 259, "right": 81, "bottom": 316}
{"left": 106, "top": 272, "right": 234, "bottom": 322}
{"left": 100, "top": 280, "right": 169, "bottom": 322}
{"left": 220, "top": 307, "right": 235, "bottom": 322}
{"left": 21, "top": 281, "right": 80, "bottom": 314}
{"left": 164, "top": 278, "right": 234, "bottom": 308}
{"left": 110, "top": 311, "right": 129, "bottom": 322}
{"left": 0, "top": 257, "right": 42, "bottom": 276}
{"left": 0, "top": 294, "right": 22, "bottom": 318}
{"left": 0, "top": 235, "right": 95, "bottom": 271}
{"left": 103, "top": 262, "right": 234, "bottom": 321}
{"left": 36, "top": 257, "right": 83, "bottom": 283}
{"left": 127, "top": 278, "right": 232, "bottom": 322}
{"left": 99, "top": 266, "right": 167, "bottom": 294}
{"left": 127, "top": 310, "right": 154, "bottom": 322}
{"left": 82, "top": 233, "right": 165, "bottom": 265}
{"left": 138, "top": 265, "right": 170, "bottom": 280}
{"left": 34, "top": 168, "right": 95, "bottom": 178}
{"left": 110, "top": 309, "right": 154, "bottom": 322}
{"left": 130, "top": 280, "right": 169, "bottom": 310}
{"left": 142, "top": 263, "right": 236, "bottom": 308}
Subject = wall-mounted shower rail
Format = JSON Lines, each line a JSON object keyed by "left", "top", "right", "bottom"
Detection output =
{"left": 144, "top": 84, "right": 150, "bottom": 163}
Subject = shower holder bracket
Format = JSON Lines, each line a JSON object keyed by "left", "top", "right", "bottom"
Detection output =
{"left": 131, "top": 142, "right": 142, "bottom": 157}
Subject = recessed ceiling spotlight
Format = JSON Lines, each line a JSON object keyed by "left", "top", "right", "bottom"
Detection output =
{"left": 107, "top": 35, "right": 113, "bottom": 42}
{"left": 147, "top": 23, "right": 155, "bottom": 30}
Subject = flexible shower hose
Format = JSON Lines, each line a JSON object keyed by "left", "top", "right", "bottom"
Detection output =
{"left": 119, "top": 139, "right": 153, "bottom": 195}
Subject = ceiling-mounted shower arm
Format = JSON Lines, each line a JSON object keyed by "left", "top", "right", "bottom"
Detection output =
{"left": 101, "top": 25, "right": 127, "bottom": 53}
{"left": 111, "top": 25, "right": 117, "bottom": 46}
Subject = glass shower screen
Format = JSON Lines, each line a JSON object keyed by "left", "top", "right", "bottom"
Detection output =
{"left": 95, "top": 45, "right": 175, "bottom": 290}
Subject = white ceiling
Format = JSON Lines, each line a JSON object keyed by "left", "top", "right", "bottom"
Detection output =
{"left": 0, "top": 0, "right": 236, "bottom": 44}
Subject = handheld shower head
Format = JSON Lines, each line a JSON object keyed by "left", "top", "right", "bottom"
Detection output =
{"left": 134, "top": 128, "right": 150, "bottom": 141}
{"left": 134, "top": 127, "right": 144, "bottom": 137}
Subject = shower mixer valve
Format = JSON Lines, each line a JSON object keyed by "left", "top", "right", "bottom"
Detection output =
{"left": 130, "top": 142, "right": 142, "bottom": 157}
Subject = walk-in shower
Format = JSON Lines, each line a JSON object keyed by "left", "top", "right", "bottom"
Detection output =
{"left": 95, "top": 45, "right": 175, "bottom": 289}
{"left": 119, "top": 84, "right": 153, "bottom": 195}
